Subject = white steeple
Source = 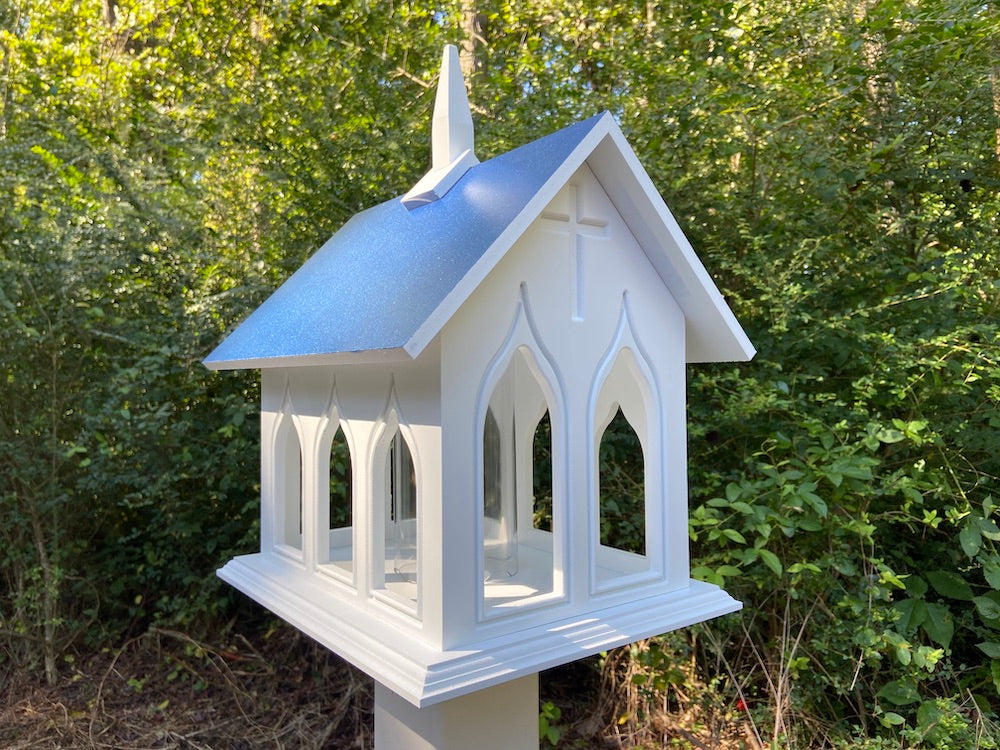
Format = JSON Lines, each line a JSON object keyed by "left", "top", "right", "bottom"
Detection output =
{"left": 402, "top": 45, "right": 479, "bottom": 209}
{"left": 431, "top": 44, "right": 476, "bottom": 169}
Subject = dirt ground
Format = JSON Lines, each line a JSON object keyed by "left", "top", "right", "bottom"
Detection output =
{"left": 1, "top": 625, "right": 374, "bottom": 750}
{"left": 1, "top": 623, "right": 746, "bottom": 749}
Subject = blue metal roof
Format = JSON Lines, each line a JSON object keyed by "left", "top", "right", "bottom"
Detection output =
{"left": 204, "top": 114, "right": 606, "bottom": 369}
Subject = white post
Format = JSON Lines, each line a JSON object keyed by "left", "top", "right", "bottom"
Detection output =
{"left": 374, "top": 674, "right": 539, "bottom": 750}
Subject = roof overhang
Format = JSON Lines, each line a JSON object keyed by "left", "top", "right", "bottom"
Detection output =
{"left": 203, "top": 347, "right": 413, "bottom": 372}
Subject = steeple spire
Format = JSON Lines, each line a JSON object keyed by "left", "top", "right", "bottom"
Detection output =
{"left": 402, "top": 45, "right": 479, "bottom": 209}
{"left": 431, "top": 44, "right": 476, "bottom": 170}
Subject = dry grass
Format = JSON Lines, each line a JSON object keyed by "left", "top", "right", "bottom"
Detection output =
{"left": 1, "top": 625, "right": 373, "bottom": 750}
{"left": 582, "top": 640, "right": 754, "bottom": 750}
{"left": 2, "top": 623, "right": 762, "bottom": 750}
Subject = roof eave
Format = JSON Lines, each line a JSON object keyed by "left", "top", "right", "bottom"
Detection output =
{"left": 203, "top": 347, "right": 414, "bottom": 371}
{"left": 588, "top": 124, "right": 756, "bottom": 363}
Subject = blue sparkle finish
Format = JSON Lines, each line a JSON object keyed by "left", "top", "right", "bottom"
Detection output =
{"left": 204, "top": 114, "right": 606, "bottom": 369}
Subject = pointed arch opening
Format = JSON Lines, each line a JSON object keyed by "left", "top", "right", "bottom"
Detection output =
{"left": 273, "top": 415, "right": 303, "bottom": 558}
{"left": 592, "top": 347, "right": 656, "bottom": 588}
{"left": 480, "top": 345, "right": 560, "bottom": 615}
{"left": 387, "top": 430, "right": 417, "bottom": 586}
{"left": 321, "top": 423, "right": 354, "bottom": 578}
{"left": 598, "top": 407, "right": 646, "bottom": 556}
{"left": 531, "top": 411, "right": 553, "bottom": 533}
{"left": 371, "top": 409, "right": 419, "bottom": 614}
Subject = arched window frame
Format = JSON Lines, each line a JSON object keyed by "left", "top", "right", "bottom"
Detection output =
{"left": 271, "top": 386, "right": 304, "bottom": 563}
{"left": 369, "top": 385, "right": 422, "bottom": 619}
{"left": 588, "top": 294, "right": 664, "bottom": 594}
{"left": 476, "top": 286, "right": 568, "bottom": 620}
{"left": 315, "top": 386, "right": 357, "bottom": 588}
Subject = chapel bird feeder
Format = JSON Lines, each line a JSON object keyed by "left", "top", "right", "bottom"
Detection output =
{"left": 205, "top": 45, "right": 755, "bottom": 750}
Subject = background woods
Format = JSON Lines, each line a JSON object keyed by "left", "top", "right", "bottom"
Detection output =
{"left": 1, "top": 0, "right": 998, "bottom": 747}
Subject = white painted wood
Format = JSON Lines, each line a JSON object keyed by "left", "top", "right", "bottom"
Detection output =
{"left": 402, "top": 45, "right": 479, "bottom": 208}
{"left": 205, "top": 347, "right": 415, "bottom": 370}
{"left": 368, "top": 390, "right": 421, "bottom": 616}
{"left": 431, "top": 44, "right": 475, "bottom": 171}
{"left": 435, "top": 165, "right": 698, "bottom": 636}
{"left": 472, "top": 290, "right": 567, "bottom": 622}
{"left": 539, "top": 183, "right": 610, "bottom": 321}
{"left": 585, "top": 129, "right": 755, "bottom": 362}
{"left": 374, "top": 675, "right": 537, "bottom": 750}
{"left": 273, "top": 384, "right": 303, "bottom": 561}
{"left": 590, "top": 335, "right": 657, "bottom": 591}
{"left": 219, "top": 550, "right": 737, "bottom": 707}
{"left": 404, "top": 118, "right": 610, "bottom": 358}
{"left": 404, "top": 113, "right": 755, "bottom": 363}
{"left": 213, "top": 51, "right": 755, "bottom": 715}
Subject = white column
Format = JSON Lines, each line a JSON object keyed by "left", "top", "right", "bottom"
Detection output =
{"left": 374, "top": 675, "right": 539, "bottom": 750}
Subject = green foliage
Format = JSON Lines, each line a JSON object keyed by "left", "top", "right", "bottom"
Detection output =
{"left": 0, "top": 0, "right": 997, "bottom": 746}
{"left": 599, "top": 409, "right": 645, "bottom": 554}
{"left": 538, "top": 699, "right": 563, "bottom": 746}
{"left": 672, "top": 0, "right": 1000, "bottom": 740}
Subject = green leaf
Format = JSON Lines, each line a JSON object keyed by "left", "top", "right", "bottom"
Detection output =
{"left": 831, "top": 457, "right": 874, "bottom": 481}
{"left": 912, "top": 645, "right": 942, "bottom": 670}
{"left": 960, "top": 524, "right": 983, "bottom": 558}
{"left": 978, "top": 517, "right": 1000, "bottom": 541}
{"left": 922, "top": 603, "right": 954, "bottom": 649}
{"left": 977, "top": 642, "right": 1000, "bottom": 659}
{"left": 894, "top": 598, "right": 927, "bottom": 632}
{"left": 926, "top": 569, "right": 973, "bottom": 600}
{"left": 878, "top": 680, "right": 920, "bottom": 706}
{"left": 788, "top": 562, "right": 822, "bottom": 574}
{"left": 799, "top": 489, "right": 828, "bottom": 517}
{"left": 721, "top": 528, "right": 747, "bottom": 544}
{"left": 974, "top": 594, "right": 1000, "bottom": 621}
{"left": 984, "top": 557, "right": 1000, "bottom": 589}
{"left": 880, "top": 711, "right": 906, "bottom": 727}
{"left": 880, "top": 568, "right": 907, "bottom": 590}
{"left": 992, "top": 661, "right": 1000, "bottom": 697}
{"left": 905, "top": 575, "right": 928, "bottom": 597}
{"left": 895, "top": 643, "right": 912, "bottom": 665}
{"left": 757, "top": 548, "right": 782, "bottom": 576}
{"left": 916, "top": 700, "right": 945, "bottom": 737}
{"left": 691, "top": 566, "right": 716, "bottom": 585}
{"left": 875, "top": 428, "right": 906, "bottom": 444}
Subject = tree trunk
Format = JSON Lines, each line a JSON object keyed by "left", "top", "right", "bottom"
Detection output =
{"left": 459, "top": 2, "right": 485, "bottom": 81}
{"left": 992, "top": 63, "right": 1000, "bottom": 161}
{"left": 0, "top": 1, "right": 24, "bottom": 140}
{"left": 28, "top": 493, "right": 58, "bottom": 686}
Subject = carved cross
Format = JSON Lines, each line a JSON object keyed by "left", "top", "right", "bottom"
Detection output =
{"left": 540, "top": 184, "right": 609, "bottom": 321}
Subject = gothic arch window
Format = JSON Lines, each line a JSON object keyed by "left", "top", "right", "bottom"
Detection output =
{"left": 590, "top": 298, "right": 662, "bottom": 592}
{"left": 318, "top": 421, "right": 354, "bottom": 582}
{"left": 593, "top": 349, "right": 652, "bottom": 587}
{"left": 370, "top": 401, "right": 420, "bottom": 616}
{"left": 272, "top": 412, "right": 303, "bottom": 560}
{"left": 478, "top": 289, "right": 566, "bottom": 619}
{"left": 598, "top": 406, "right": 645, "bottom": 557}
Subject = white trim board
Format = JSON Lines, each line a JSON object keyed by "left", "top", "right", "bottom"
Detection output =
{"left": 219, "top": 553, "right": 741, "bottom": 707}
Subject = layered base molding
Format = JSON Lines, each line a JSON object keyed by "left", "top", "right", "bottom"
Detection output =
{"left": 219, "top": 553, "right": 741, "bottom": 707}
